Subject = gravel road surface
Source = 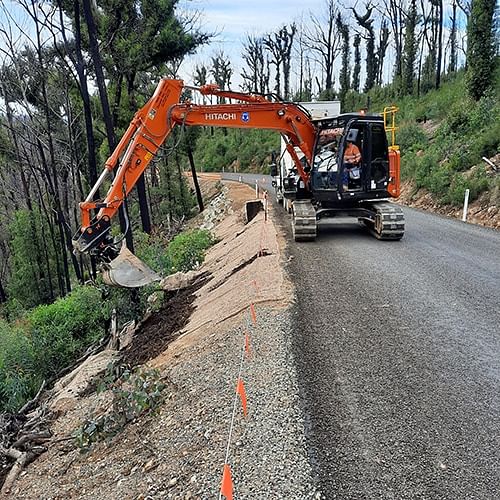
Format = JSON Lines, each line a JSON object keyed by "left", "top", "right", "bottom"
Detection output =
{"left": 225, "top": 173, "right": 500, "bottom": 499}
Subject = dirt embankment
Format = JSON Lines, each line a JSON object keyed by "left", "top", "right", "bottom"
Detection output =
{"left": 398, "top": 138, "right": 500, "bottom": 229}
{"left": 399, "top": 179, "right": 500, "bottom": 230}
{"left": 5, "top": 179, "right": 316, "bottom": 499}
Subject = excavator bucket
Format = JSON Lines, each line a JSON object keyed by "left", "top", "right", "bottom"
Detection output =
{"left": 102, "top": 243, "right": 160, "bottom": 288}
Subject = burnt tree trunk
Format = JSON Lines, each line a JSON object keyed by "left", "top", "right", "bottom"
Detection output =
{"left": 0, "top": 278, "right": 7, "bottom": 303}
{"left": 81, "top": 0, "right": 133, "bottom": 251}
{"left": 187, "top": 147, "right": 204, "bottom": 212}
{"left": 127, "top": 74, "right": 152, "bottom": 235}
{"left": 136, "top": 175, "right": 152, "bottom": 234}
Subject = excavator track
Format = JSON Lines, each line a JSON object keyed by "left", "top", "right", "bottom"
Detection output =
{"left": 292, "top": 200, "right": 317, "bottom": 241}
{"left": 367, "top": 202, "right": 405, "bottom": 240}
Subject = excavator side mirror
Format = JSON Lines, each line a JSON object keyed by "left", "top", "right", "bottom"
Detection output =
{"left": 270, "top": 163, "right": 278, "bottom": 177}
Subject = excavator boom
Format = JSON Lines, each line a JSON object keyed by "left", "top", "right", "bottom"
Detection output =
{"left": 73, "top": 79, "right": 319, "bottom": 286}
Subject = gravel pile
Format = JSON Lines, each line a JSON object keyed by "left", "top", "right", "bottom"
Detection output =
{"left": 112, "top": 306, "right": 320, "bottom": 500}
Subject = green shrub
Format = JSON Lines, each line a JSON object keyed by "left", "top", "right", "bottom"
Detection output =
{"left": 470, "top": 123, "right": 500, "bottom": 161}
{"left": 414, "top": 153, "right": 439, "bottom": 189}
{"left": 166, "top": 229, "right": 214, "bottom": 273}
{"left": 7, "top": 208, "right": 59, "bottom": 309}
{"left": 439, "top": 106, "right": 472, "bottom": 137}
{"left": 0, "top": 320, "right": 39, "bottom": 412}
{"left": 134, "top": 231, "right": 171, "bottom": 275}
{"left": 398, "top": 123, "right": 428, "bottom": 152}
{"left": 135, "top": 228, "right": 215, "bottom": 276}
{"left": 103, "top": 284, "right": 158, "bottom": 327}
{"left": 401, "top": 150, "right": 419, "bottom": 179}
{"left": 0, "top": 287, "right": 111, "bottom": 412}
{"left": 444, "top": 168, "right": 490, "bottom": 206}
{"left": 74, "top": 366, "right": 165, "bottom": 451}
{"left": 27, "top": 286, "right": 108, "bottom": 378}
{"left": 427, "top": 164, "right": 452, "bottom": 197}
{"left": 447, "top": 147, "right": 475, "bottom": 172}
{"left": 1, "top": 297, "right": 26, "bottom": 322}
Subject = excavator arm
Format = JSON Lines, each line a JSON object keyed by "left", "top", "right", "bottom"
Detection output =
{"left": 73, "top": 79, "right": 318, "bottom": 258}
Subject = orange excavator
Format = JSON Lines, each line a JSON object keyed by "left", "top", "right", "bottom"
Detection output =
{"left": 73, "top": 79, "right": 404, "bottom": 287}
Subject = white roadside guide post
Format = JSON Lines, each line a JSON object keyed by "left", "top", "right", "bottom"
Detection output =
{"left": 462, "top": 188, "right": 470, "bottom": 222}
{"left": 255, "top": 180, "right": 258, "bottom": 198}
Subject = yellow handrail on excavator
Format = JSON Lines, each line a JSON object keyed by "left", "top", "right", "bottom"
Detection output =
{"left": 383, "top": 106, "right": 399, "bottom": 150}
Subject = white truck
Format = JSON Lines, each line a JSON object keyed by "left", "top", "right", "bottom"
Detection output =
{"left": 272, "top": 100, "right": 341, "bottom": 209}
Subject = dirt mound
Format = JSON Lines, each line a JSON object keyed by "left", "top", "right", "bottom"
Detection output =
{"left": 122, "top": 274, "right": 211, "bottom": 367}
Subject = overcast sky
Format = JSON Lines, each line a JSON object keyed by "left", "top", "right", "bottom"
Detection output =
{"left": 180, "top": 0, "right": 331, "bottom": 84}
{"left": 0, "top": 0, "right": 467, "bottom": 92}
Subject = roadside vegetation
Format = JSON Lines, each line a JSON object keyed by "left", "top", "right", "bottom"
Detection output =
{"left": 345, "top": 66, "right": 500, "bottom": 206}
{"left": 0, "top": 228, "right": 214, "bottom": 413}
{"left": 193, "top": 128, "right": 279, "bottom": 173}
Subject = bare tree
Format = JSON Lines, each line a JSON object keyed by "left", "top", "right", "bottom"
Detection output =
{"left": 241, "top": 35, "right": 268, "bottom": 94}
{"left": 210, "top": 51, "right": 233, "bottom": 100}
{"left": 352, "top": 4, "right": 378, "bottom": 92}
{"left": 336, "top": 13, "right": 350, "bottom": 102}
{"left": 264, "top": 24, "right": 296, "bottom": 98}
{"left": 382, "top": 0, "right": 408, "bottom": 79}
{"left": 193, "top": 63, "right": 209, "bottom": 86}
{"left": 352, "top": 34, "right": 362, "bottom": 92}
{"left": 419, "top": 0, "right": 441, "bottom": 91}
{"left": 448, "top": 0, "right": 459, "bottom": 73}
{"left": 304, "top": 0, "right": 340, "bottom": 96}
{"left": 435, "top": 0, "right": 444, "bottom": 88}
{"left": 377, "top": 20, "right": 390, "bottom": 84}
{"left": 401, "top": 0, "right": 418, "bottom": 94}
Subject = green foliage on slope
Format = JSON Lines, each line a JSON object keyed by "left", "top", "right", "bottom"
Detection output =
{"left": 344, "top": 65, "right": 500, "bottom": 206}
{"left": 193, "top": 127, "right": 279, "bottom": 172}
{"left": 0, "top": 226, "right": 214, "bottom": 413}
{"left": 0, "top": 287, "right": 107, "bottom": 411}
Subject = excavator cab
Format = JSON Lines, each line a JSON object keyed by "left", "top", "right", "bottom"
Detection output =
{"left": 303, "top": 112, "right": 404, "bottom": 241}
{"left": 311, "top": 114, "right": 392, "bottom": 202}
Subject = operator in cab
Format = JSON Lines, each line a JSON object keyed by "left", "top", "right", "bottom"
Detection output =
{"left": 343, "top": 139, "right": 362, "bottom": 191}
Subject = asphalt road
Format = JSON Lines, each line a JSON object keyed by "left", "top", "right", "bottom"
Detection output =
{"left": 222, "top": 171, "right": 274, "bottom": 193}
{"left": 224, "top": 173, "right": 500, "bottom": 498}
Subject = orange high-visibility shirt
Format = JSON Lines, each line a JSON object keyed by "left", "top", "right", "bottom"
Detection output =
{"left": 344, "top": 142, "right": 361, "bottom": 164}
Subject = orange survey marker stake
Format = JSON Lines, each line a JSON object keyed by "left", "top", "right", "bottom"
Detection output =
{"left": 236, "top": 378, "right": 248, "bottom": 417}
{"left": 250, "top": 303, "right": 257, "bottom": 325}
{"left": 220, "top": 463, "right": 233, "bottom": 500}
